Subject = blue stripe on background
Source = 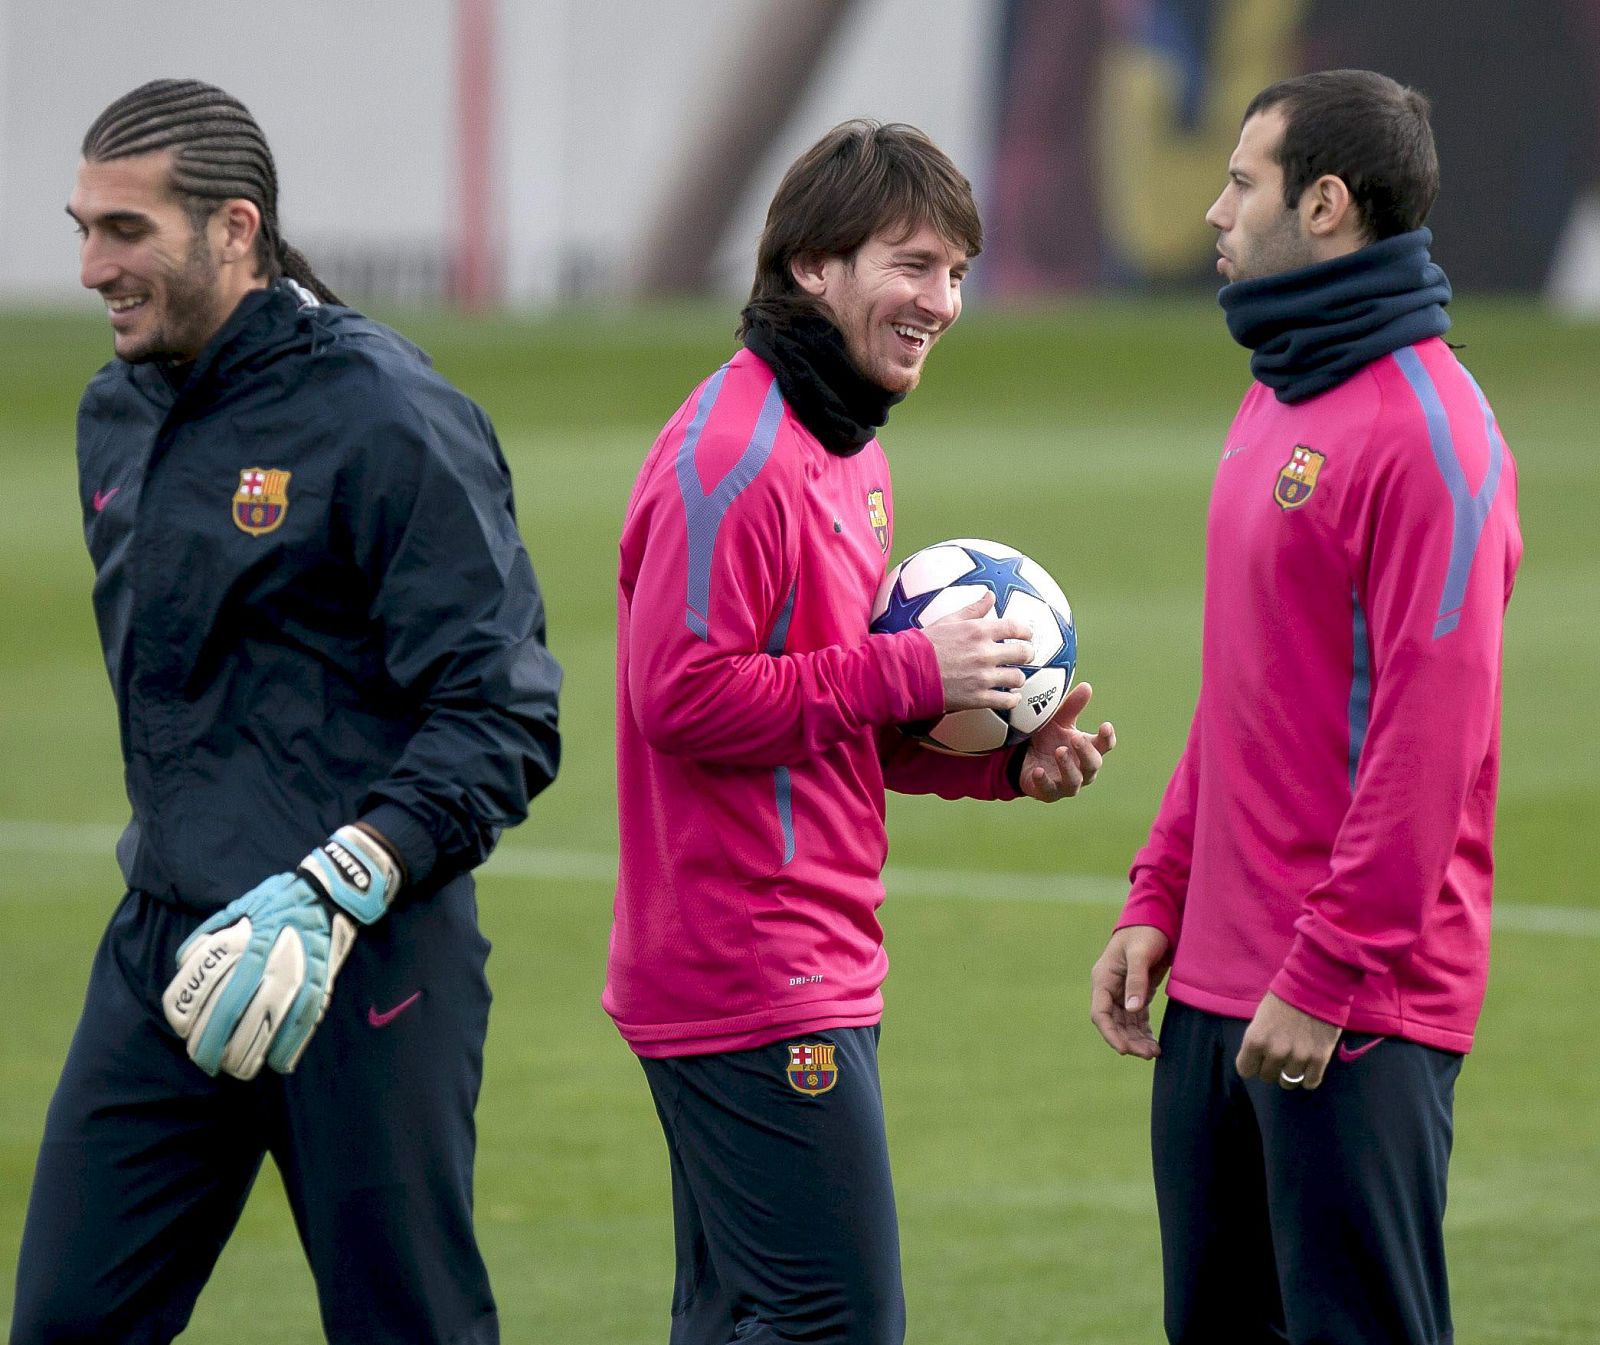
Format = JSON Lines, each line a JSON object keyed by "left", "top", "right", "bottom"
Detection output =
{"left": 1391, "top": 346, "right": 1504, "bottom": 639}
{"left": 675, "top": 375, "right": 784, "bottom": 640}
{"left": 1348, "top": 588, "right": 1371, "bottom": 790}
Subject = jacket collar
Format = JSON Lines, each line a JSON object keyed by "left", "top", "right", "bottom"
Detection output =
{"left": 127, "top": 279, "right": 327, "bottom": 406}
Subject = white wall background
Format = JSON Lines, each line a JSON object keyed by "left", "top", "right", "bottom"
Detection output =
{"left": 0, "top": 0, "right": 456, "bottom": 300}
{"left": 0, "top": 0, "right": 997, "bottom": 306}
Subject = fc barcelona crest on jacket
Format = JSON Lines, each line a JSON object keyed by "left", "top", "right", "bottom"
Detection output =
{"left": 1275, "top": 446, "right": 1325, "bottom": 511}
{"left": 866, "top": 488, "right": 888, "bottom": 553}
{"left": 786, "top": 1042, "right": 838, "bottom": 1095}
{"left": 233, "top": 468, "right": 291, "bottom": 536}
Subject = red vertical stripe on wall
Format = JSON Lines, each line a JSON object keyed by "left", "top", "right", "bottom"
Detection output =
{"left": 452, "top": 0, "right": 496, "bottom": 310}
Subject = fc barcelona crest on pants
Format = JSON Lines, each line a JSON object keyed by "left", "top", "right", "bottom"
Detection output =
{"left": 1274, "top": 446, "right": 1325, "bottom": 511}
{"left": 786, "top": 1042, "right": 838, "bottom": 1095}
{"left": 233, "top": 467, "right": 291, "bottom": 536}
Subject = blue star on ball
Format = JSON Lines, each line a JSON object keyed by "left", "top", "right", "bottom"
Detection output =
{"left": 957, "top": 548, "right": 1041, "bottom": 611}
{"left": 873, "top": 578, "right": 941, "bottom": 632}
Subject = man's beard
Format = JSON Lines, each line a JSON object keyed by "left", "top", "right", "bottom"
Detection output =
{"left": 119, "top": 232, "right": 225, "bottom": 365}
{"left": 1232, "top": 211, "right": 1319, "bottom": 284}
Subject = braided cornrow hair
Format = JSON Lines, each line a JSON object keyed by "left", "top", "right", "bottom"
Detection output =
{"left": 81, "top": 78, "right": 341, "bottom": 305}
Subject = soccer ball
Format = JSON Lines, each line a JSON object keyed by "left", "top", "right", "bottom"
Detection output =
{"left": 870, "top": 538, "right": 1076, "bottom": 756}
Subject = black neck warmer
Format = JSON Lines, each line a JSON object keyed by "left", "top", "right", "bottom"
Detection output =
{"left": 740, "top": 302, "right": 904, "bottom": 455}
{"left": 1219, "top": 228, "right": 1452, "bottom": 404}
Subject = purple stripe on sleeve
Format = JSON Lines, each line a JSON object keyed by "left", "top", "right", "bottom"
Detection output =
{"left": 766, "top": 582, "right": 797, "bottom": 656}
{"left": 773, "top": 766, "right": 795, "bottom": 866}
{"left": 674, "top": 373, "right": 785, "bottom": 640}
{"left": 1348, "top": 587, "right": 1371, "bottom": 789}
{"left": 767, "top": 582, "right": 798, "bottom": 866}
{"left": 1391, "top": 346, "right": 1504, "bottom": 639}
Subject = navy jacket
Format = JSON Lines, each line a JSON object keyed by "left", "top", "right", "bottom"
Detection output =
{"left": 77, "top": 281, "right": 562, "bottom": 910}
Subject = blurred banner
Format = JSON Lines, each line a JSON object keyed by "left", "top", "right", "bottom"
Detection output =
{"left": 986, "top": 0, "right": 1600, "bottom": 297}
{"left": 4, "top": 0, "right": 1598, "bottom": 308}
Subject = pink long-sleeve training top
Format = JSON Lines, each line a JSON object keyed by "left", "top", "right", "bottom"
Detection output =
{"left": 607, "top": 349, "right": 1020, "bottom": 1057}
{"left": 1120, "top": 336, "right": 1522, "bottom": 1052}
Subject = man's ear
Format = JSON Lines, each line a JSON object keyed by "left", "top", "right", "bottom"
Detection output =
{"left": 214, "top": 198, "right": 263, "bottom": 270}
{"left": 789, "top": 250, "right": 830, "bottom": 298}
{"left": 1302, "top": 173, "right": 1357, "bottom": 241}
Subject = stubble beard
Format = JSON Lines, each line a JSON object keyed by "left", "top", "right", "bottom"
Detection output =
{"left": 842, "top": 315, "right": 923, "bottom": 396}
{"left": 1231, "top": 210, "right": 1319, "bottom": 284}
{"left": 118, "top": 231, "right": 226, "bottom": 365}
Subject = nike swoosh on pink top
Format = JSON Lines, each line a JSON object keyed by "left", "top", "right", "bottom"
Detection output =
{"left": 367, "top": 991, "right": 422, "bottom": 1028}
{"left": 93, "top": 487, "right": 120, "bottom": 512}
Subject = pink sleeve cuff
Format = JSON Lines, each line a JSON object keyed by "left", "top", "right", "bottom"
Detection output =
{"left": 1116, "top": 889, "right": 1182, "bottom": 946}
{"left": 901, "top": 628, "right": 945, "bottom": 721}
{"left": 1270, "top": 932, "right": 1364, "bottom": 1027}
{"left": 995, "top": 745, "right": 1027, "bottom": 801}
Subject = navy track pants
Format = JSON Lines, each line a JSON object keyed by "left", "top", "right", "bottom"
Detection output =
{"left": 1152, "top": 1000, "right": 1461, "bottom": 1345}
{"left": 12, "top": 883, "right": 497, "bottom": 1345}
{"left": 639, "top": 1026, "right": 905, "bottom": 1345}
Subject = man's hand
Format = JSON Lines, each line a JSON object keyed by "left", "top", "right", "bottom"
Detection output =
{"left": 1235, "top": 992, "right": 1342, "bottom": 1090}
{"left": 1090, "top": 924, "right": 1171, "bottom": 1059}
{"left": 921, "top": 592, "right": 1034, "bottom": 713}
{"left": 161, "top": 825, "right": 402, "bottom": 1080}
{"left": 162, "top": 873, "right": 357, "bottom": 1080}
{"left": 1019, "top": 682, "right": 1116, "bottom": 801}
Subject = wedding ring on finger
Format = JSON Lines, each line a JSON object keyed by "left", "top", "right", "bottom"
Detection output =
{"left": 1278, "top": 1069, "right": 1306, "bottom": 1088}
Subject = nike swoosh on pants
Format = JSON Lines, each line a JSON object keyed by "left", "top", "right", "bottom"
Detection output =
{"left": 367, "top": 991, "right": 422, "bottom": 1028}
{"left": 1336, "top": 1034, "right": 1386, "bottom": 1063}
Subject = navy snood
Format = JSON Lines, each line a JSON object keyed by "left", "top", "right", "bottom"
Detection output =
{"left": 1219, "top": 228, "right": 1452, "bottom": 404}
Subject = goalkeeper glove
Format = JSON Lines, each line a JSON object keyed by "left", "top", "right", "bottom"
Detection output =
{"left": 161, "top": 825, "right": 403, "bottom": 1080}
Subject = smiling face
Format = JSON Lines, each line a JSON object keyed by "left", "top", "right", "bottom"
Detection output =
{"left": 68, "top": 151, "right": 256, "bottom": 364}
{"left": 793, "top": 220, "right": 968, "bottom": 393}
{"left": 1205, "top": 109, "right": 1321, "bottom": 284}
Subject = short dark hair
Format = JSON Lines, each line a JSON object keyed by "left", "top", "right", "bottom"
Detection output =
{"left": 1244, "top": 69, "right": 1439, "bottom": 242}
{"left": 82, "top": 79, "right": 340, "bottom": 303}
{"left": 739, "top": 119, "right": 981, "bottom": 336}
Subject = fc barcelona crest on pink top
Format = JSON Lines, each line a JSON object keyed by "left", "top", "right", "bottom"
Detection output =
{"left": 786, "top": 1042, "right": 838, "bottom": 1095}
{"left": 1274, "top": 446, "right": 1325, "bottom": 511}
{"left": 866, "top": 489, "right": 889, "bottom": 553}
{"left": 233, "top": 467, "right": 291, "bottom": 536}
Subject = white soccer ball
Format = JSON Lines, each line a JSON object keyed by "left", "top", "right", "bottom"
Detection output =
{"left": 870, "top": 538, "right": 1077, "bottom": 756}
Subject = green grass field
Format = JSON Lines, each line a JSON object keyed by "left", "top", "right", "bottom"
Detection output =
{"left": 1, "top": 297, "right": 1595, "bottom": 1342}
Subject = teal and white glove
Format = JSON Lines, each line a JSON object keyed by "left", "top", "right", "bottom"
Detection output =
{"left": 161, "top": 825, "right": 403, "bottom": 1080}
